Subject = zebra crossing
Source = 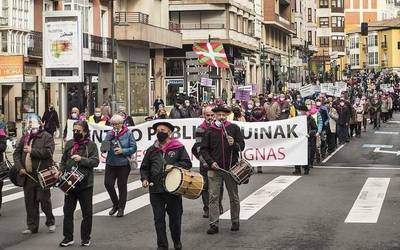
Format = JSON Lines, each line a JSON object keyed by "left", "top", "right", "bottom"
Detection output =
{"left": 1, "top": 175, "right": 394, "bottom": 224}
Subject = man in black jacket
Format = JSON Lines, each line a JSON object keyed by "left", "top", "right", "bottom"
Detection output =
{"left": 200, "top": 105, "right": 245, "bottom": 234}
{"left": 42, "top": 103, "right": 60, "bottom": 136}
{"left": 140, "top": 121, "right": 192, "bottom": 250}
{"left": 336, "top": 99, "right": 351, "bottom": 144}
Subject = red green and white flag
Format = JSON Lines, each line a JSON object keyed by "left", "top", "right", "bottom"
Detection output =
{"left": 192, "top": 42, "right": 229, "bottom": 68}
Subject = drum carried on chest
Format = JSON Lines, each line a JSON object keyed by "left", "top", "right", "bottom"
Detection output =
{"left": 37, "top": 166, "right": 59, "bottom": 189}
{"left": 58, "top": 167, "right": 84, "bottom": 193}
{"left": 164, "top": 166, "right": 204, "bottom": 199}
{"left": 230, "top": 159, "right": 254, "bottom": 185}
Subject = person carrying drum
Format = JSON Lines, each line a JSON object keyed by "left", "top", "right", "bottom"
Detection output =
{"left": 192, "top": 105, "right": 224, "bottom": 218}
{"left": 140, "top": 121, "right": 192, "bottom": 250}
{"left": 0, "top": 126, "right": 7, "bottom": 216}
{"left": 13, "top": 114, "right": 56, "bottom": 234}
{"left": 101, "top": 114, "right": 137, "bottom": 217}
{"left": 58, "top": 121, "right": 99, "bottom": 247}
{"left": 200, "top": 105, "right": 245, "bottom": 235}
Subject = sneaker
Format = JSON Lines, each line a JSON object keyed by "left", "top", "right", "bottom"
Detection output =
{"left": 109, "top": 206, "right": 118, "bottom": 216}
{"left": 81, "top": 240, "right": 91, "bottom": 247}
{"left": 59, "top": 238, "right": 74, "bottom": 247}
{"left": 48, "top": 225, "right": 56, "bottom": 233}
{"left": 21, "top": 229, "right": 35, "bottom": 235}
{"left": 206, "top": 225, "right": 219, "bottom": 235}
{"left": 231, "top": 222, "right": 240, "bottom": 231}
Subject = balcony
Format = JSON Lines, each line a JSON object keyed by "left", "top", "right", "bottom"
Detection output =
{"left": 382, "top": 60, "right": 388, "bottom": 67}
{"left": 90, "top": 35, "right": 112, "bottom": 59}
{"left": 180, "top": 23, "right": 225, "bottom": 29}
{"left": 291, "top": 37, "right": 303, "bottom": 48}
{"left": 114, "top": 11, "right": 182, "bottom": 49}
{"left": 264, "top": 14, "right": 294, "bottom": 34}
{"left": 332, "top": 46, "right": 345, "bottom": 52}
{"left": 362, "top": 44, "right": 367, "bottom": 51}
{"left": 332, "top": 26, "right": 344, "bottom": 33}
{"left": 381, "top": 41, "right": 387, "bottom": 49}
{"left": 27, "top": 31, "right": 42, "bottom": 57}
{"left": 308, "top": 44, "right": 318, "bottom": 52}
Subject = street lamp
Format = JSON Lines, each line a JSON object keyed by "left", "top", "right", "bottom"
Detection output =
{"left": 110, "top": 0, "right": 116, "bottom": 114}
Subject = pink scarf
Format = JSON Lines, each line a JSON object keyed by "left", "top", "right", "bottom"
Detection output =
{"left": 71, "top": 138, "right": 90, "bottom": 155}
{"left": 112, "top": 125, "right": 129, "bottom": 139}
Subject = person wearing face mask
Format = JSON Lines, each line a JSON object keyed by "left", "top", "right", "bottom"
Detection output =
{"left": 201, "top": 105, "right": 245, "bottom": 235}
{"left": 42, "top": 103, "right": 60, "bottom": 137}
{"left": 353, "top": 98, "right": 364, "bottom": 138}
{"left": 63, "top": 107, "right": 82, "bottom": 140}
{"left": 13, "top": 114, "right": 56, "bottom": 234}
{"left": 278, "top": 94, "right": 290, "bottom": 120}
{"left": 250, "top": 106, "right": 266, "bottom": 174}
{"left": 169, "top": 101, "right": 185, "bottom": 119}
{"left": 140, "top": 122, "right": 191, "bottom": 250}
{"left": 232, "top": 106, "right": 246, "bottom": 122}
{"left": 336, "top": 99, "right": 351, "bottom": 144}
{"left": 101, "top": 115, "right": 137, "bottom": 218}
{"left": 361, "top": 97, "right": 369, "bottom": 132}
{"left": 244, "top": 101, "right": 254, "bottom": 121}
{"left": 156, "top": 107, "right": 168, "bottom": 119}
{"left": 326, "top": 100, "right": 338, "bottom": 154}
{"left": 369, "top": 96, "right": 382, "bottom": 129}
{"left": 191, "top": 106, "right": 224, "bottom": 218}
{"left": 59, "top": 121, "right": 99, "bottom": 247}
{"left": 88, "top": 107, "right": 107, "bottom": 126}
{"left": 265, "top": 95, "right": 281, "bottom": 121}
{"left": 315, "top": 98, "right": 329, "bottom": 161}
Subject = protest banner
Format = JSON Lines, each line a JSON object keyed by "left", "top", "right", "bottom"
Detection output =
{"left": 299, "top": 84, "right": 315, "bottom": 97}
{"left": 66, "top": 117, "right": 308, "bottom": 169}
{"left": 287, "top": 83, "right": 302, "bottom": 90}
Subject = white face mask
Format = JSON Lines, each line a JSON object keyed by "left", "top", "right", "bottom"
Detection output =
{"left": 71, "top": 113, "right": 78, "bottom": 119}
{"left": 95, "top": 112, "right": 101, "bottom": 117}
{"left": 31, "top": 128, "right": 39, "bottom": 134}
{"left": 248, "top": 105, "right": 253, "bottom": 109}
{"left": 214, "top": 120, "right": 223, "bottom": 128}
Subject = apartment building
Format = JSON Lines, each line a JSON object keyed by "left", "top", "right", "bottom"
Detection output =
{"left": 261, "top": 0, "right": 294, "bottom": 91}
{"left": 168, "top": 0, "right": 259, "bottom": 103}
{"left": 312, "top": 0, "right": 345, "bottom": 82}
{"left": 345, "top": 0, "right": 397, "bottom": 33}
{"left": 291, "top": 0, "right": 318, "bottom": 83}
{"left": 346, "top": 18, "right": 400, "bottom": 73}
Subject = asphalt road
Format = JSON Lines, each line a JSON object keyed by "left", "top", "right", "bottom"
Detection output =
{"left": 1, "top": 115, "right": 400, "bottom": 250}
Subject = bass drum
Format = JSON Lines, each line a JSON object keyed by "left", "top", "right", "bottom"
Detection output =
{"left": 164, "top": 167, "right": 204, "bottom": 200}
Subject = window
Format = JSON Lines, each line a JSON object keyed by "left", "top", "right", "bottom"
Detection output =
{"left": 129, "top": 63, "right": 149, "bottom": 116}
{"left": 308, "top": 31, "right": 312, "bottom": 44}
{"left": 319, "top": 0, "right": 329, "bottom": 8}
{"left": 368, "top": 34, "right": 378, "bottom": 47}
{"left": 331, "top": 16, "right": 344, "bottom": 27}
{"left": 320, "top": 36, "right": 329, "bottom": 47}
{"left": 331, "top": 0, "right": 343, "bottom": 8}
{"left": 350, "top": 54, "right": 360, "bottom": 66}
{"left": 166, "top": 59, "right": 184, "bottom": 77}
{"left": 1, "top": 31, "right": 7, "bottom": 53}
{"left": 368, "top": 52, "right": 379, "bottom": 65}
{"left": 319, "top": 17, "right": 329, "bottom": 27}
{"left": 308, "top": 8, "right": 312, "bottom": 22}
{"left": 332, "top": 36, "right": 345, "bottom": 47}
{"left": 64, "top": 0, "right": 89, "bottom": 32}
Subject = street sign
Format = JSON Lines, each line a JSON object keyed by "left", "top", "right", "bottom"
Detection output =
{"left": 187, "top": 74, "right": 209, "bottom": 82}
{"left": 200, "top": 77, "right": 213, "bottom": 87}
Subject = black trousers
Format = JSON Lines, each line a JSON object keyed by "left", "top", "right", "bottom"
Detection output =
{"left": 24, "top": 178, "right": 55, "bottom": 232}
{"left": 326, "top": 130, "right": 337, "bottom": 153}
{"left": 200, "top": 168, "right": 223, "bottom": 212}
{"left": 104, "top": 165, "right": 130, "bottom": 210}
{"left": 150, "top": 192, "right": 182, "bottom": 250}
{"left": 0, "top": 180, "right": 3, "bottom": 210}
{"left": 355, "top": 122, "right": 362, "bottom": 136}
{"left": 63, "top": 187, "right": 93, "bottom": 241}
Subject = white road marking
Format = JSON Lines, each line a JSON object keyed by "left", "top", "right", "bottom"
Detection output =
{"left": 374, "top": 131, "right": 399, "bottom": 135}
{"left": 362, "top": 144, "right": 393, "bottom": 149}
{"left": 43, "top": 180, "right": 143, "bottom": 216}
{"left": 345, "top": 178, "right": 390, "bottom": 223}
{"left": 3, "top": 191, "right": 24, "bottom": 203}
{"left": 373, "top": 147, "right": 400, "bottom": 156}
{"left": 95, "top": 193, "right": 150, "bottom": 216}
{"left": 315, "top": 166, "right": 400, "bottom": 170}
{"left": 388, "top": 121, "right": 400, "bottom": 124}
{"left": 322, "top": 144, "right": 345, "bottom": 163}
{"left": 2, "top": 183, "right": 18, "bottom": 191}
{"left": 220, "top": 175, "right": 301, "bottom": 220}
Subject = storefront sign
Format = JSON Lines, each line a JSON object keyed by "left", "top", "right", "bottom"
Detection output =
{"left": 0, "top": 55, "right": 24, "bottom": 83}
{"left": 43, "top": 11, "right": 83, "bottom": 83}
{"left": 200, "top": 77, "right": 212, "bottom": 87}
{"left": 66, "top": 116, "right": 308, "bottom": 169}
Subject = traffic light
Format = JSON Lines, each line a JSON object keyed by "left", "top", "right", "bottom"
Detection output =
{"left": 361, "top": 22, "right": 368, "bottom": 36}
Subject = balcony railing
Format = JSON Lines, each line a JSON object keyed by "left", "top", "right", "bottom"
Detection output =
{"left": 332, "top": 26, "right": 344, "bottom": 32}
{"left": 27, "top": 31, "right": 42, "bottom": 57}
{"left": 180, "top": 23, "right": 225, "bottom": 29}
{"left": 90, "top": 35, "right": 103, "bottom": 58}
{"left": 331, "top": 7, "right": 344, "bottom": 13}
{"left": 169, "top": 21, "right": 181, "bottom": 32}
{"left": 381, "top": 41, "right": 387, "bottom": 49}
{"left": 115, "top": 12, "right": 149, "bottom": 25}
{"left": 332, "top": 46, "right": 345, "bottom": 52}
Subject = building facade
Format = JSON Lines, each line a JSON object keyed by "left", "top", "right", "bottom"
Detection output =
{"left": 311, "top": 0, "right": 345, "bottom": 82}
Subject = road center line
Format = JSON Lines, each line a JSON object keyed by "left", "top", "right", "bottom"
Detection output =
{"left": 220, "top": 175, "right": 301, "bottom": 220}
{"left": 322, "top": 144, "right": 345, "bottom": 163}
{"left": 345, "top": 178, "right": 390, "bottom": 224}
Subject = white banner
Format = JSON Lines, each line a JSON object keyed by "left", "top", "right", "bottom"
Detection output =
{"left": 287, "top": 82, "right": 302, "bottom": 90}
{"left": 66, "top": 117, "right": 308, "bottom": 169}
{"left": 299, "top": 84, "right": 316, "bottom": 97}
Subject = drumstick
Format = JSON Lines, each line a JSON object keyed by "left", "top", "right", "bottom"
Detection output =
{"left": 25, "top": 172, "right": 39, "bottom": 184}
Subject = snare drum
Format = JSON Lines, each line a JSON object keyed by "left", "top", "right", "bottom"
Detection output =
{"left": 37, "top": 166, "right": 59, "bottom": 189}
{"left": 58, "top": 168, "right": 84, "bottom": 193}
{"left": 230, "top": 159, "right": 253, "bottom": 185}
{"left": 164, "top": 167, "right": 204, "bottom": 199}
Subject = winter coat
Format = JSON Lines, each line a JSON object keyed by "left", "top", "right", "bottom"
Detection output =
{"left": 200, "top": 121, "right": 245, "bottom": 171}
{"left": 140, "top": 139, "right": 192, "bottom": 193}
{"left": 336, "top": 105, "right": 351, "bottom": 126}
{"left": 279, "top": 101, "right": 290, "bottom": 120}
{"left": 354, "top": 104, "right": 364, "bottom": 122}
{"left": 265, "top": 102, "right": 281, "bottom": 121}
{"left": 42, "top": 110, "right": 60, "bottom": 134}
{"left": 13, "top": 130, "right": 55, "bottom": 181}
{"left": 60, "top": 139, "right": 99, "bottom": 190}
{"left": 381, "top": 99, "right": 389, "bottom": 113}
{"left": 101, "top": 128, "right": 137, "bottom": 167}
{"left": 328, "top": 107, "right": 338, "bottom": 133}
